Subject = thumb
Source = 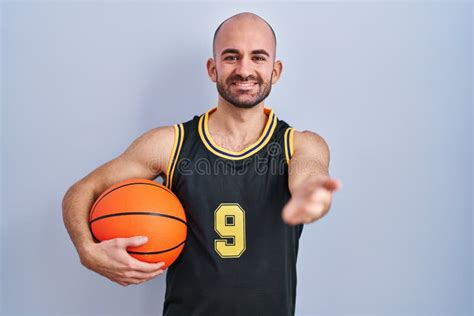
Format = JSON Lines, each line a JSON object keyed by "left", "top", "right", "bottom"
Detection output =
{"left": 120, "top": 236, "right": 149, "bottom": 248}
{"left": 282, "top": 202, "right": 297, "bottom": 223}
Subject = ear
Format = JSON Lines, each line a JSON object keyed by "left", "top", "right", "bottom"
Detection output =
{"left": 270, "top": 60, "right": 283, "bottom": 85}
{"left": 206, "top": 58, "right": 217, "bottom": 83}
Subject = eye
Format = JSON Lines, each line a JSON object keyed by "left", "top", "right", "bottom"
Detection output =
{"left": 224, "top": 56, "right": 239, "bottom": 61}
{"left": 253, "top": 56, "right": 266, "bottom": 61}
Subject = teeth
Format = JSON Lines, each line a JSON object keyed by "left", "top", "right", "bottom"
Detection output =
{"left": 234, "top": 82, "right": 256, "bottom": 86}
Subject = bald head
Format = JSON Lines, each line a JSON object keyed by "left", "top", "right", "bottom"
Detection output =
{"left": 212, "top": 12, "right": 277, "bottom": 60}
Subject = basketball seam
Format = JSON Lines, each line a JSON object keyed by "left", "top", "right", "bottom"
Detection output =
{"left": 89, "top": 211, "right": 188, "bottom": 226}
{"left": 89, "top": 182, "right": 177, "bottom": 220}
{"left": 128, "top": 240, "right": 186, "bottom": 255}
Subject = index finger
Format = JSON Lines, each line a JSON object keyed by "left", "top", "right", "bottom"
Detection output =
{"left": 128, "top": 256, "right": 166, "bottom": 273}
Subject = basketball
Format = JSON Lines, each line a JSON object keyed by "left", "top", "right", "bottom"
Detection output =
{"left": 89, "top": 178, "right": 187, "bottom": 268}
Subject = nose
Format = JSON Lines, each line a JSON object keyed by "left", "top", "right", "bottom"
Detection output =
{"left": 234, "top": 56, "right": 253, "bottom": 79}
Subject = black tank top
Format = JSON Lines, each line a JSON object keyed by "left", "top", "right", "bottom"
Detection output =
{"left": 161, "top": 106, "right": 303, "bottom": 316}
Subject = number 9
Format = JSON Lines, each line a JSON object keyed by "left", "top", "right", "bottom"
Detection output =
{"left": 214, "top": 203, "right": 246, "bottom": 258}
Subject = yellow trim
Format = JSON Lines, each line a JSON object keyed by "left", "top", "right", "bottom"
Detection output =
{"left": 289, "top": 128, "right": 295, "bottom": 158}
{"left": 168, "top": 124, "right": 184, "bottom": 191}
{"left": 284, "top": 127, "right": 296, "bottom": 165}
{"left": 284, "top": 127, "right": 291, "bottom": 164}
{"left": 198, "top": 107, "right": 277, "bottom": 160}
{"left": 165, "top": 125, "right": 179, "bottom": 188}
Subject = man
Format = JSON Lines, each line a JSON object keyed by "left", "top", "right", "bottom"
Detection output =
{"left": 62, "top": 12, "right": 341, "bottom": 316}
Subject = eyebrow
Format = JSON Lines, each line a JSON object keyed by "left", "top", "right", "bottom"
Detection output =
{"left": 221, "top": 48, "right": 270, "bottom": 57}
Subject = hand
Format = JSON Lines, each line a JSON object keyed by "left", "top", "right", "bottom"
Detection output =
{"left": 282, "top": 176, "right": 342, "bottom": 225}
{"left": 80, "top": 236, "right": 166, "bottom": 287}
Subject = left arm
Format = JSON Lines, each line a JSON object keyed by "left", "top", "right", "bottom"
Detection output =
{"left": 282, "top": 130, "right": 342, "bottom": 225}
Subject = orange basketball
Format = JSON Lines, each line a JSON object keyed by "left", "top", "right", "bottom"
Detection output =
{"left": 89, "top": 178, "right": 187, "bottom": 268}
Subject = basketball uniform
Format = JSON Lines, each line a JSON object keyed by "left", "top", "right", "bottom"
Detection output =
{"left": 161, "top": 106, "right": 304, "bottom": 316}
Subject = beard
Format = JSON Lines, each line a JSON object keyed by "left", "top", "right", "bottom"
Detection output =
{"left": 216, "top": 72, "right": 273, "bottom": 109}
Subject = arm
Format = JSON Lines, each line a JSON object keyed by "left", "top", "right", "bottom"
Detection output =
{"left": 281, "top": 130, "right": 342, "bottom": 225}
{"left": 62, "top": 125, "right": 175, "bottom": 286}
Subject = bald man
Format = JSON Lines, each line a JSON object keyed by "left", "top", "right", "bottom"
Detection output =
{"left": 62, "top": 12, "right": 341, "bottom": 316}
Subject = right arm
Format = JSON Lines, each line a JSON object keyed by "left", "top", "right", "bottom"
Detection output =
{"left": 62, "top": 125, "right": 175, "bottom": 286}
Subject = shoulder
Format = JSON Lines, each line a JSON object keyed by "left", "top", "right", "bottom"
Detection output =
{"left": 292, "top": 130, "right": 330, "bottom": 161}
{"left": 124, "top": 125, "right": 176, "bottom": 175}
{"left": 130, "top": 125, "right": 175, "bottom": 150}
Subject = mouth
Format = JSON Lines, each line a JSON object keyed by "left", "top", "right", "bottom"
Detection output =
{"left": 232, "top": 82, "right": 258, "bottom": 89}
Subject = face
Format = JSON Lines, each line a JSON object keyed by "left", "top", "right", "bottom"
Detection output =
{"left": 207, "top": 17, "right": 283, "bottom": 109}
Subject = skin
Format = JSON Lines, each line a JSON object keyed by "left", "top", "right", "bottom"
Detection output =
{"left": 204, "top": 13, "right": 283, "bottom": 151}
{"left": 206, "top": 13, "right": 342, "bottom": 222}
{"left": 62, "top": 126, "right": 175, "bottom": 286}
{"left": 62, "top": 12, "right": 341, "bottom": 288}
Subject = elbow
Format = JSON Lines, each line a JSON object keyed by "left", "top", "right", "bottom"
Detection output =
{"left": 61, "top": 179, "right": 93, "bottom": 214}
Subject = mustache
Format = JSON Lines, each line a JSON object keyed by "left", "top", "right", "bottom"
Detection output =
{"left": 227, "top": 75, "right": 262, "bottom": 84}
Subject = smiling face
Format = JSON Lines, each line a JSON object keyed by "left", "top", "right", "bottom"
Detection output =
{"left": 207, "top": 13, "right": 283, "bottom": 109}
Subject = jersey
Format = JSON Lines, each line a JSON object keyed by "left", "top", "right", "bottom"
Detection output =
{"left": 161, "top": 106, "right": 304, "bottom": 316}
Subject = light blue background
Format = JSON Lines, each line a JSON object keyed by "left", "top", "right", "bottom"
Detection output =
{"left": 1, "top": 1, "right": 472, "bottom": 315}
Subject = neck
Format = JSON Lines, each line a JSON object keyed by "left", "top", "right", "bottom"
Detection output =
{"left": 208, "top": 97, "right": 269, "bottom": 146}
